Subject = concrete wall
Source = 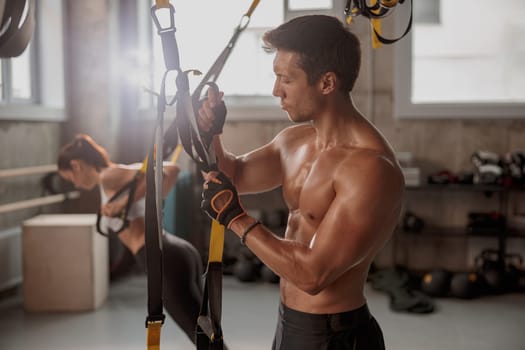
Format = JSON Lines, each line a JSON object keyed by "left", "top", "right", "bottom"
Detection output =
{"left": 0, "top": 122, "right": 62, "bottom": 230}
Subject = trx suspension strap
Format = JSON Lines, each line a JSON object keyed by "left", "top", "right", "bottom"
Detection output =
{"left": 95, "top": 174, "right": 141, "bottom": 236}
{"left": 150, "top": 1, "right": 259, "bottom": 349}
{"left": 145, "top": 4, "right": 184, "bottom": 348}
{"left": 176, "top": 0, "right": 260, "bottom": 167}
{"left": 144, "top": 132, "right": 165, "bottom": 350}
{"left": 143, "top": 142, "right": 183, "bottom": 350}
{"left": 344, "top": 0, "right": 412, "bottom": 48}
{"left": 146, "top": 0, "right": 206, "bottom": 348}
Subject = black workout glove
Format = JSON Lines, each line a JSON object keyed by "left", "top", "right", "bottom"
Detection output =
{"left": 209, "top": 101, "right": 227, "bottom": 135}
{"left": 197, "top": 83, "right": 227, "bottom": 147}
{"left": 201, "top": 171, "right": 246, "bottom": 228}
{"left": 199, "top": 99, "right": 227, "bottom": 149}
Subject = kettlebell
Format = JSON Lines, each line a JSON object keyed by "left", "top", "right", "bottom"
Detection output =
{"left": 475, "top": 249, "right": 505, "bottom": 294}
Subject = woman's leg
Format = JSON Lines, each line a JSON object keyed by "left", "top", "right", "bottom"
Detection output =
{"left": 135, "top": 233, "right": 204, "bottom": 344}
{"left": 161, "top": 233, "right": 204, "bottom": 343}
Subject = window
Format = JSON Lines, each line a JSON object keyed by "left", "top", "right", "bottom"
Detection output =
{"left": 0, "top": 0, "right": 34, "bottom": 103}
{"left": 394, "top": 0, "right": 525, "bottom": 119}
{"left": 147, "top": 0, "right": 284, "bottom": 98}
{"left": 0, "top": 0, "right": 65, "bottom": 121}
{"left": 1, "top": 43, "right": 34, "bottom": 103}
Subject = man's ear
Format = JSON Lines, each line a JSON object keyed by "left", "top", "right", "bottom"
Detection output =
{"left": 319, "top": 72, "right": 337, "bottom": 95}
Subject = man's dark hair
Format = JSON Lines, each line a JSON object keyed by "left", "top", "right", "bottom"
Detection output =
{"left": 263, "top": 15, "right": 361, "bottom": 93}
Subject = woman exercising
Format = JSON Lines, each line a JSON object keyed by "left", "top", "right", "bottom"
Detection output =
{"left": 57, "top": 133, "right": 203, "bottom": 344}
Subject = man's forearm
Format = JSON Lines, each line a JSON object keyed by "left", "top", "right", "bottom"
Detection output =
{"left": 229, "top": 215, "right": 322, "bottom": 295}
{"left": 213, "top": 135, "right": 238, "bottom": 181}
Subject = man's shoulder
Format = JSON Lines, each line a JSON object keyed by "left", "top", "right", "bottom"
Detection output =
{"left": 334, "top": 148, "right": 403, "bottom": 185}
{"left": 274, "top": 123, "right": 314, "bottom": 145}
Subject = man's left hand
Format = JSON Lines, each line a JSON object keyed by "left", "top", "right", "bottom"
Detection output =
{"left": 201, "top": 171, "right": 246, "bottom": 228}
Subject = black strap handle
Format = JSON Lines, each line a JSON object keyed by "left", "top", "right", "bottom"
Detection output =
{"left": 95, "top": 178, "right": 138, "bottom": 236}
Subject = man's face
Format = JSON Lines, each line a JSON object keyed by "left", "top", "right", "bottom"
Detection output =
{"left": 272, "top": 50, "right": 323, "bottom": 123}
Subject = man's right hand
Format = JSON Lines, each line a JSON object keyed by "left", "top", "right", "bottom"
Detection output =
{"left": 201, "top": 171, "right": 246, "bottom": 228}
{"left": 197, "top": 85, "right": 226, "bottom": 139}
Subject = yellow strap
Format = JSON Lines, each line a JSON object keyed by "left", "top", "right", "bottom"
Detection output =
{"left": 139, "top": 156, "right": 149, "bottom": 174}
{"left": 370, "top": 0, "right": 382, "bottom": 49}
{"left": 155, "top": 0, "right": 170, "bottom": 9}
{"left": 245, "top": 0, "right": 261, "bottom": 17}
{"left": 170, "top": 144, "right": 183, "bottom": 163}
{"left": 380, "top": 0, "right": 399, "bottom": 8}
{"left": 371, "top": 18, "right": 382, "bottom": 48}
{"left": 208, "top": 220, "right": 225, "bottom": 263}
{"left": 345, "top": 5, "right": 359, "bottom": 25}
{"left": 146, "top": 322, "right": 163, "bottom": 350}
{"left": 139, "top": 144, "right": 182, "bottom": 174}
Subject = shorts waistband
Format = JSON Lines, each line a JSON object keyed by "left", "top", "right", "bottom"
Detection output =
{"left": 278, "top": 302, "right": 372, "bottom": 332}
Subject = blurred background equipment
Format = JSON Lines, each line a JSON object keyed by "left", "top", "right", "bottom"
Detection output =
{"left": 0, "top": 0, "right": 35, "bottom": 58}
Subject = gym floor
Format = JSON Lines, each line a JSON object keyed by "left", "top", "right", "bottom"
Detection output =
{"left": 0, "top": 273, "right": 524, "bottom": 350}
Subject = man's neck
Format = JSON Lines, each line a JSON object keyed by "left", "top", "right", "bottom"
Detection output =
{"left": 311, "top": 94, "right": 361, "bottom": 150}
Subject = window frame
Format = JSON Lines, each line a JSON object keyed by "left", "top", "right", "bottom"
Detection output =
{"left": 394, "top": 11, "right": 525, "bottom": 120}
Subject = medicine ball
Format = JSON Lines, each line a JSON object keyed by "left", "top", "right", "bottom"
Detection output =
{"left": 233, "top": 259, "right": 259, "bottom": 283}
{"left": 421, "top": 269, "right": 452, "bottom": 297}
{"left": 261, "top": 265, "right": 280, "bottom": 284}
{"left": 450, "top": 272, "right": 480, "bottom": 299}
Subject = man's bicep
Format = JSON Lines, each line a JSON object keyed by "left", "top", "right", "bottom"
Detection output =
{"left": 310, "top": 195, "right": 379, "bottom": 278}
{"left": 311, "top": 169, "right": 401, "bottom": 283}
{"left": 234, "top": 141, "right": 282, "bottom": 194}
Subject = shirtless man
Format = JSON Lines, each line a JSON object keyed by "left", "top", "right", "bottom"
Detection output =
{"left": 198, "top": 15, "right": 404, "bottom": 350}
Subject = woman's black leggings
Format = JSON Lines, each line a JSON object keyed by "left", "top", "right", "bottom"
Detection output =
{"left": 135, "top": 232, "right": 203, "bottom": 344}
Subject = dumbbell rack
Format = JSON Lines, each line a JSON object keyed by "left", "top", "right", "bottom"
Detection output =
{"left": 395, "top": 184, "right": 525, "bottom": 268}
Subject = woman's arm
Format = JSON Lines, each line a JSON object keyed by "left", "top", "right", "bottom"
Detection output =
{"left": 129, "top": 161, "right": 180, "bottom": 201}
{"left": 100, "top": 162, "right": 180, "bottom": 217}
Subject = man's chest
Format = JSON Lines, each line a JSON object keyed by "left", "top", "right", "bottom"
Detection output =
{"left": 281, "top": 149, "right": 337, "bottom": 224}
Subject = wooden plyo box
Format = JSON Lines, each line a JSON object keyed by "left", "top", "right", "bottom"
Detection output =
{"left": 22, "top": 214, "right": 108, "bottom": 312}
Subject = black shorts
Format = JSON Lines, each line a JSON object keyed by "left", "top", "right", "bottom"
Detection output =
{"left": 272, "top": 303, "right": 385, "bottom": 350}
